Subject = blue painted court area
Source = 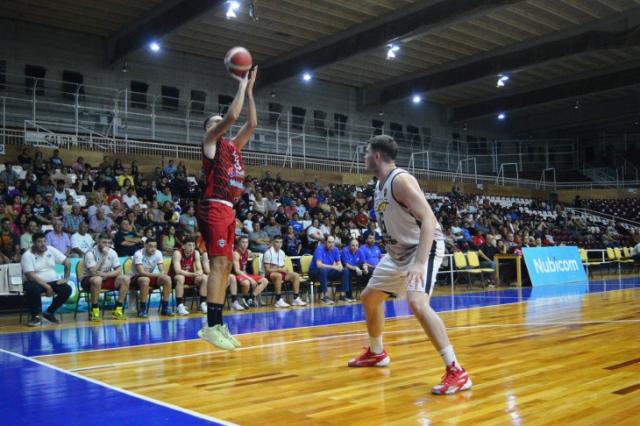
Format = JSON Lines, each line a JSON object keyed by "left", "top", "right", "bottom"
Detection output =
{"left": 0, "top": 350, "right": 226, "bottom": 425}
{"left": 1, "top": 277, "right": 638, "bottom": 357}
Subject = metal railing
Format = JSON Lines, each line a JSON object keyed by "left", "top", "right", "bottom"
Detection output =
{"left": 3, "top": 127, "right": 640, "bottom": 191}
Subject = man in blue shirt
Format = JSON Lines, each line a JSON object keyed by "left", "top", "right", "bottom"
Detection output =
{"left": 359, "top": 234, "right": 383, "bottom": 285}
{"left": 310, "top": 236, "right": 349, "bottom": 305}
{"left": 341, "top": 239, "right": 367, "bottom": 303}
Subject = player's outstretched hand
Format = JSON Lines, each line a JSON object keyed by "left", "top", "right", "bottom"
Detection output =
{"left": 247, "top": 65, "right": 258, "bottom": 93}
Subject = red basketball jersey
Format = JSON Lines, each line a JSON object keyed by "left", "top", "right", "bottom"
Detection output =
{"left": 201, "top": 137, "right": 245, "bottom": 204}
{"left": 236, "top": 248, "right": 249, "bottom": 273}
{"left": 171, "top": 249, "right": 196, "bottom": 274}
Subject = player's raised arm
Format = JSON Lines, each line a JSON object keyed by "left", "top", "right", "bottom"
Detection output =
{"left": 202, "top": 75, "right": 248, "bottom": 157}
{"left": 233, "top": 66, "right": 258, "bottom": 151}
{"left": 392, "top": 173, "right": 437, "bottom": 280}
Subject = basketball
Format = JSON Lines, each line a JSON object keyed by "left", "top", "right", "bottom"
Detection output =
{"left": 224, "top": 46, "right": 253, "bottom": 79}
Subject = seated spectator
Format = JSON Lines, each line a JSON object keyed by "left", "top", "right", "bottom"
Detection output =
{"left": 310, "top": 236, "right": 349, "bottom": 305}
{"left": 340, "top": 239, "right": 369, "bottom": 303}
{"left": 122, "top": 187, "right": 140, "bottom": 209}
{"left": 21, "top": 231, "right": 72, "bottom": 326}
{"left": 179, "top": 205, "right": 198, "bottom": 234}
{"left": 80, "top": 232, "right": 130, "bottom": 321}
{"left": 249, "top": 222, "right": 270, "bottom": 253}
{"left": 263, "top": 235, "right": 306, "bottom": 308}
{"left": 282, "top": 226, "right": 301, "bottom": 256}
{"left": 253, "top": 192, "right": 267, "bottom": 215}
{"left": 89, "top": 209, "right": 114, "bottom": 235}
{"left": 17, "top": 148, "right": 32, "bottom": 167}
{"left": 87, "top": 195, "right": 111, "bottom": 218}
{"left": 20, "top": 220, "right": 39, "bottom": 253}
{"left": 71, "top": 156, "right": 86, "bottom": 174}
{"left": 0, "top": 162, "right": 19, "bottom": 186}
{"left": 156, "top": 186, "right": 173, "bottom": 204}
{"left": 360, "top": 234, "right": 383, "bottom": 273}
{"left": 52, "top": 180, "right": 68, "bottom": 208}
{"left": 160, "top": 224, "right": 177, "bottom": 256}
{"left": 307, "top": 218, "right": 324, "bottom": 251}
{"left": 0, "top": 217, "right": 21, "bottom": 263}
{"left": 162, "top": 159, "right": 177, "bottom": 180}
{"left": 49, "top": 149, "right": 64, "bottom": 169}
{"left": 162, "top": 201, "right": 179, "bottom": 224}
{"left": 233, "top": 236, "right": 269, "bottom": 309}
{"left": 45, "top": 219, "right": 71, "bottom": 256}
{"left": 130, "top": 239, "right": 174, "bottom": 317}
{"left": 63, "top": 204, "right": 85, "bottom": 234}
{"left": 242, "top": 212, "right": 255, "bottom": 235}
{"left": 114, "top": 219, "right": 142, "bottom": 257}
{"left": 263, "top": 216, "right": 282, "bottom": 239}
{"left": 170, "top": 236, "right": 208, "bottom": 316}
{"left": 110, "top": 199, "right": 126, "bottom": 222}
{"left": 70, "top": 222, "right": 94, "bottom": 258}
{"left": 362, "top": 222, "right": 382, "bottom": 244}
{"left": 289, "top": 213, "right": 304, "bottom": 235}
{"left": 478, "top": 235, "right": 499, "bottom": 269}
{"left": 31, "top": 193, "right": 52, "bottom": 225}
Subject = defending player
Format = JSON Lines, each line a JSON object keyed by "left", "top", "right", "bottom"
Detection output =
{"left": 347, "top": 135, "right": 472, "bottom": 395}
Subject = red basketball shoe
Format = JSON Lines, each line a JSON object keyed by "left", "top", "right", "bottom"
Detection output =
{"left": 431, "top": 362, "right": 472, "bottom": 395}
{"left": 348, "top": 347, "right": 390, "bottom": 367}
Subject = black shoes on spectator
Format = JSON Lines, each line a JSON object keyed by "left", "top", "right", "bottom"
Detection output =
{"left": 42, "top": 312, "right": 60, "bottom": 324}
{"left": 27, "top": 316, "right": 42, "bottom": 327}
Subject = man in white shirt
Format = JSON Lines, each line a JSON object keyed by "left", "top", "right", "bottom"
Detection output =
{"left": 307, "top": 218, "right": 324, "bottom": 249}
{"left": 130, "top": 238, "right": 173, "bottom": 318}
{"left": 71, "top": 222, "right": 95, "bottom": 258}
{"left": 21, "top": 232, "right": 72, "bottom": 327}
{"left": 263, "top": 235, "right": 306, "bottom": 308}
{"left": 81, "top": 232, "right": 130, "bottom": 322}
{"left": 122, "top": 187, "right": 140, "bottom": 209}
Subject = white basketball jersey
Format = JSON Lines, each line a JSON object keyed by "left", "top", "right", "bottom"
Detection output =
{"left": 374, "top": 168, "right": 444, "bottom": 263}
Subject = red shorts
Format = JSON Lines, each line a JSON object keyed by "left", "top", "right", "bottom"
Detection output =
{"left": 268, "top": 271, "right": 288, "bottom": 282}
{"left": 197, "top": 201, "right": 235, "bottom": 261}
{"left": 131, "top": 275, "right": 160, "bottom": 288}
{"left": 81, "top": 276, "right": 117, "bottom": 291}
{"left": 236, "top": 274, "right": 264, "bottom": 284}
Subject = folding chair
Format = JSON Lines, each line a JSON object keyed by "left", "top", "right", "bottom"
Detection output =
{"left": 579, "top": 248, "right": 603, "bottom": 278}
{"left": 465, "top": 251, "right": 493, "bottom": 287}
{"left": 299, "top": 255, "right": 316, "bottom": 302}
{"left": 452, "top": 252, "right": 484, "bottom": 289}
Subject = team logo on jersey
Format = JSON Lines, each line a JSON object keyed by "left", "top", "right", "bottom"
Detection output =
{"left": 377, "top": 201, "right": 388, "bottom": 213}
{"left": 218, "top": 239, "right": 226, "bottom": 248}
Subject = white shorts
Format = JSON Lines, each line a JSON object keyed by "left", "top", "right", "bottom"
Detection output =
{"left": 367, "top": 240, "right": 445, "bottom": 298}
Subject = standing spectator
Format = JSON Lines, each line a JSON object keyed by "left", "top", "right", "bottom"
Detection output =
{"left": 0, "top": 217, "right": 21, "bottom": 263}
{"left": 114, "top": 219, "right": 142, "bottom": 257}
{"left": 64, "top": 204, "right": 85, "bottom": 236}
{"left": 21, "top": 232, "right": 72, "bottom": 326}
{"left": 20, "top": 220, "right": 40, "bottom": 253}
{"left": 309, "top": 236, "right": 349, "bottom": 305}
{"left": 45, "top": 219, "right": 71, "bottom": 256}
{"left": 70, "top": 222, "right": 94, "bottom": 258}
{"left": 249, "top": 222, "right": 270, "bottom": 253}
{"left": 263, "top": 235, "right": 306, "bottom": 307}
{"left": 130, "top": 239, "right": 174, "bottom": 317}
{"left": 89, "top": 209, "right": 113, "bottom": 235}
{"left": 49, "top": 149, "right": 64, "bottom": 169}
{"left": 80, "top": 232, "right": 130, "bottom": 321}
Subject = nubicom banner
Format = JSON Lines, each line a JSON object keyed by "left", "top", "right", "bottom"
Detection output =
{"left": 522, "top": 247, "right": 588, "bottom": 286}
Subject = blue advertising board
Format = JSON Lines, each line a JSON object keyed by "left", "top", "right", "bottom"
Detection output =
{"left": 522, "top": 246, "right": 587, "bottom": 287}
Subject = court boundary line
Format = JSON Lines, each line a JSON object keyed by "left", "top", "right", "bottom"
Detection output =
{"left": 0, "top": 348, "right": 237, "bottom": 426}
{"left": 63, "top": 318, "right": 640, "bottom": 373}
{"left": 30, "top": 283, "right": 640, "bottom": 359}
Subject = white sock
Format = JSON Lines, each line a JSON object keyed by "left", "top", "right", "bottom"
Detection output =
{"left": 369, "top": 335, "right": 383, "bottom": 354}
{"left": 439, "top": 345, "right": 458, "bottom": 367}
